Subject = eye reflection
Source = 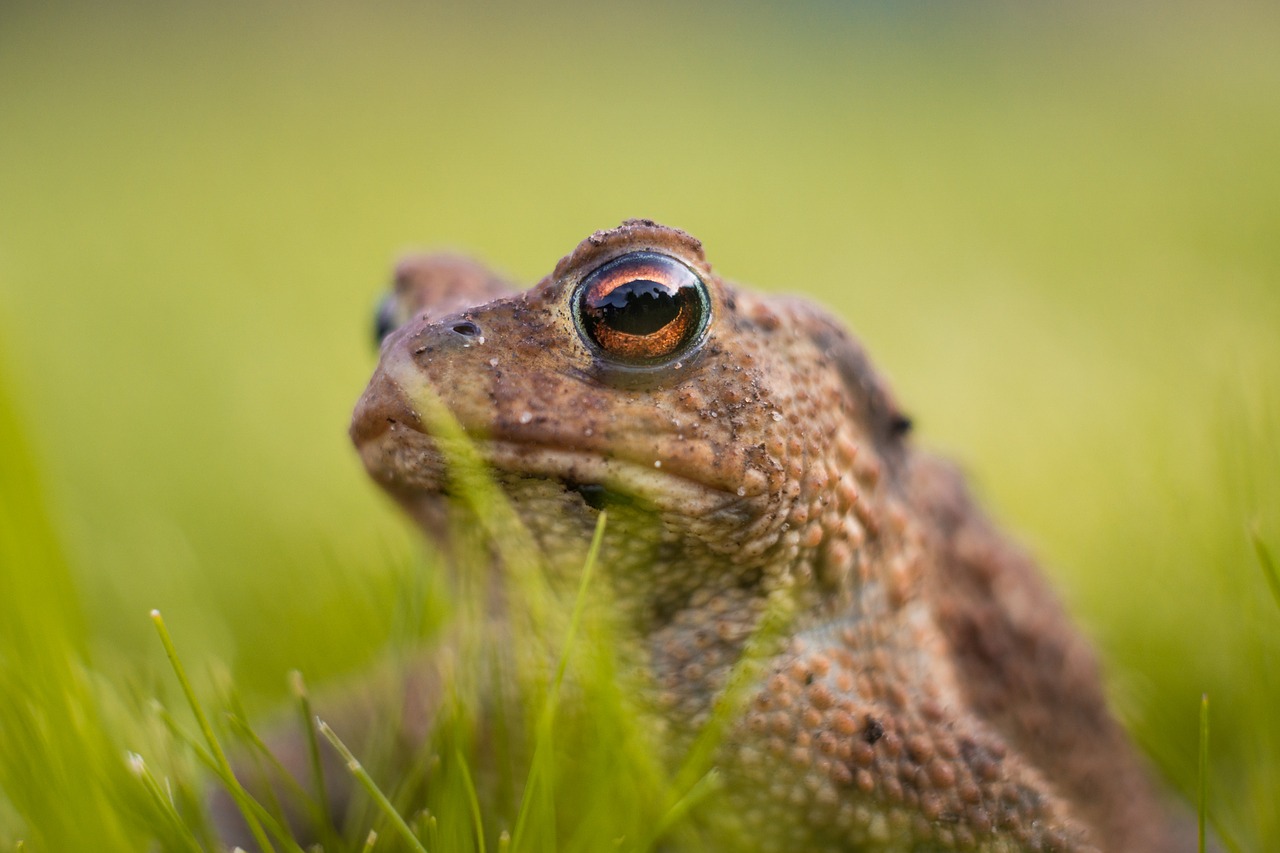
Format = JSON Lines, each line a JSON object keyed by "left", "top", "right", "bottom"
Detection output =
{"left": 574, "top": 252, "right": 709, "bottom": 365}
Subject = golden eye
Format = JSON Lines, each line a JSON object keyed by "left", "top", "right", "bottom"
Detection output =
{"left": 574, "top": 252, "right": 710, "bottom": 365}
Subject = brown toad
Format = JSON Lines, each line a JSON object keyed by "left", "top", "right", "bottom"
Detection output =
{"left": 344, "top": 219, "right": 1189, "bottom": 852}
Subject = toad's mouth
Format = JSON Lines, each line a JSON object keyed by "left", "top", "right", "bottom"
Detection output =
{"left": 356, "top": 423, "right": 747, "bottom": 519}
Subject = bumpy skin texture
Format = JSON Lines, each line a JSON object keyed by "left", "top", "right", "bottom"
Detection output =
{"left": 350, "top": 220, "right": 1187, "bottom": 852}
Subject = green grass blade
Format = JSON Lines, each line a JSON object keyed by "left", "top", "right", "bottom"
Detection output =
{"left": 1249, "top": 525, "right": 1280, "bottom": 612}
{"left": 455, "top": 747, "right": 486, "bottom": 853}
{"left": 647, "top": 767, "right": 721, "bottom": 844}
{"left": 150, "top": 610, "right": 278, "bottom": 853}
{"left": 671, "top": 587, "right": 793, "bottom": 796}
{"left": 318, "top": 719, "right": 429, "bottom": 853}
{"left": 289, "top": 670, "right": 339, "bottom": 847}
{"left": 419, "top": 811, "right": 439, "bottom": 850}
{"left": 151, "top": 699, "right": 306, "bottom": 852}
{"left": 510, "top": 511, "right": 607, "bottom": 852}
{"left": 553, "top": 510, "right": 607, "bottom": 695}
{"left": 1198, "top": 693, "right": 1209, "bottom": 853}
{"left": 125, "top": 753, "right": 204, "bottom": 853}
{"left": 220, "top": 710, "right": 323, "bottom": 829}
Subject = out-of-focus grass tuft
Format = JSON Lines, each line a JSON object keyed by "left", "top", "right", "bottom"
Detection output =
{"left": 0, "top": 374, "right": 181, "bottom": 850}
{"left": 0, "top": 0, "right": 1277, "bottom": 849}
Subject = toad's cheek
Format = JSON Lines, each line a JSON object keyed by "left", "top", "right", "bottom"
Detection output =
{"left": 351, "top": 353, "right": 752, "bottom": 522}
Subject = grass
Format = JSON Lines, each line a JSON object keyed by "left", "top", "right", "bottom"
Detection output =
{"left": 1199, "top": 693, "right": 1209, "bottom": 853}
{"left": 1252, "top": 530, "right": 1280, "bottom": 613}
{"left": 1, "top": 1, "right": 1278, "bottom": 849}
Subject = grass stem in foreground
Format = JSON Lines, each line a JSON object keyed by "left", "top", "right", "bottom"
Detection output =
{"left": 150, "top": 609, "right": 277, "bottom": 853}
{"left": 509, "top": 511, "right": 607, "bottom": 852}
{"left": 1250, "top": 525, "right": 1280, "bottom": 611}
{"left": 290, "top": 670, "right": 338, "bottom": 846}
{"left": 456, "top": 746, "right": 487, "bottom": 853}
{"left": 318, "top": 719, "right": 429, "bottom": 853}
{"left": 1198, "top": 693, "right": 1209, "bottom": 853}
{"left": 126, "top": 752, "right": 204, "bottom": 853}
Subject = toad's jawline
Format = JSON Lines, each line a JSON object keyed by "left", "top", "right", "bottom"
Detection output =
{"left": 359, "top": 426, "right": 749, "bottom": 518}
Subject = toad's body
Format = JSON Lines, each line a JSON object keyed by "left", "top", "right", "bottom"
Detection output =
{"left": 343, "top": 220, "right": 1185, "bottom": 851}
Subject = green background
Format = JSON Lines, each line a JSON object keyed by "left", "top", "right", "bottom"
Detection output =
{"left": 1, "top": 1, "right": 1277, "bottom": 848}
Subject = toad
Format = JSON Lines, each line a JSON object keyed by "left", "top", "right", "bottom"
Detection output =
{"left": 344, "top": 220, "right": 1190, "bottom": 851}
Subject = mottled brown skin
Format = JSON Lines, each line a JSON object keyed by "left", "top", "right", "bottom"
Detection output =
{"left": 343, "top": 220, "right": 1187, "bottom": 851}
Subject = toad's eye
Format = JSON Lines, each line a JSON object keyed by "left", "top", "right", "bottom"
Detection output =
{"left": 574, "top": 252, "right": 710, "bottom": 365}
{"left": 373, "top": 292, "right": 401, "bottom": 346}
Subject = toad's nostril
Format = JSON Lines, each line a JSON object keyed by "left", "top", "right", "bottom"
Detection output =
{"left": 451, "top": 320, "right": 481, "bottom": 338}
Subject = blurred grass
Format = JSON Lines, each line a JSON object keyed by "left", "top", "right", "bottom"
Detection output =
{"left": 0, "top": 0, "right": 1277, "bottom": 848}
{"left": 0, "top": 369, "right": 145, "bottom": 850}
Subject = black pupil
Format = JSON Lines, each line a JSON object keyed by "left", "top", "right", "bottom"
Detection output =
{"left": 597, "top": 279, "right": 681, "bottom": 335}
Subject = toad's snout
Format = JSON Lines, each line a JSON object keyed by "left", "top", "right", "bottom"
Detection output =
{"left": 351, "top": 315, "right": 493, "bottom": 449}
{"left": 350, "top": 357, "right": 421, "bottom": 449}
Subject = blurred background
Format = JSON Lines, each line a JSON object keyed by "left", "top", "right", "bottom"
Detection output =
{"left": 1, "top": 0, "right": 1277, "bottom": 849}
